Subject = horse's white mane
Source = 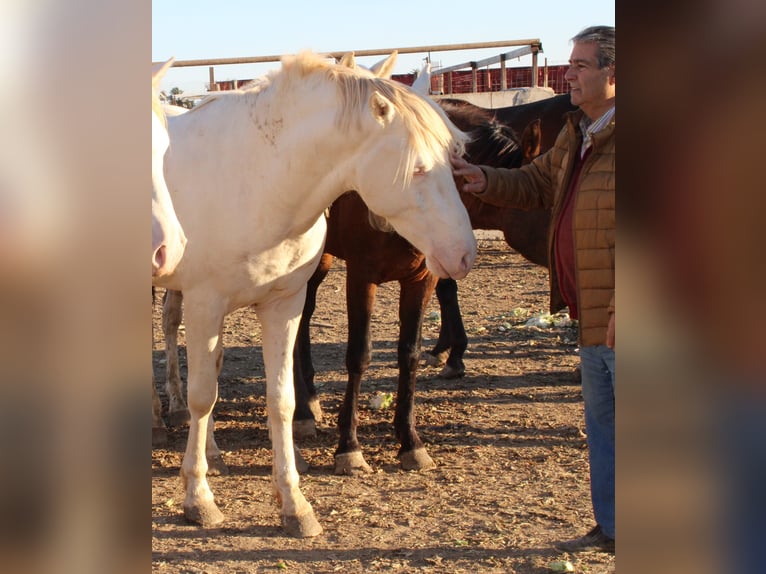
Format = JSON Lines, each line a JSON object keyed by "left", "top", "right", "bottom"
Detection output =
{"left": 183, "top": 51, "right": 468, "bottom": 185}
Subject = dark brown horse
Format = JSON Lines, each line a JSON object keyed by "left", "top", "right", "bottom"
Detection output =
{"left": 293, "top": 102, "right": 542, "bottom": 475}
{"left": 423, "top": 94, "right": 576, "bottom": 377}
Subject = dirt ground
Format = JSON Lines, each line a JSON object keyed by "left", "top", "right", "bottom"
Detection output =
{"left": 151, "top": 236, "right": 616, "bottom": 574}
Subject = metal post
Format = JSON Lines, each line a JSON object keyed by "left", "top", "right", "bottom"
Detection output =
{"left": 531, "top": 47, "right": 539, "bottom": 88}
{"left": 500, "top": 54, "right": 507, "bottom": 91}
{"left": 208, "top": 66, "right": 217, "bottom": 91}
{"left": 471, "top": 62, "right": 477, "bottom": 93}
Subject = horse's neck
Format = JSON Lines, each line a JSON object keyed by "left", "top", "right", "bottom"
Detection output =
{"left": 167, "top": 94, "right": 363, "bottom": 237}
{"left": 460, "top": 192, "right": 505, "bottom": 230}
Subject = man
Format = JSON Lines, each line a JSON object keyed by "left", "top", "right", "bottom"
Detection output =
{"left": 451, "top": 25, "right": 615, "bottom": 553}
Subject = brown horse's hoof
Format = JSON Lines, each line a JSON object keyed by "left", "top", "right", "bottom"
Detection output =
{"left": 438, "top": 363, "right": 465, "bottom": 379}
{"left": 282, "top": 510, "right": 323, "bottom": 538}
{"left": 334, "top": 451, "right": 372, "bottom": 475}
{"left": 293, "top": 418, "right": 316, "bottom": 440}
{"left": 206, "top": 454, "right": 230, "bottom": 476}
{"left": 422, "top": 351, "right": 448, "bottom": 367}
{"left": 399, "top": 447, "right": 436, "bottom": 471}
{"left": 167, "top": 407, "right": 191, "bottom": 428}
{"left": 183, "top": 500, "right": 225, "bottom": 527}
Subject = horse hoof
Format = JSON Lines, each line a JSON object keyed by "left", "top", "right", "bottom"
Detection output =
{"left": 438, "top": 364, "right": 465, "bottom": 379}
{"left": 282, "top": 511, "right": 323, "bottom": 538}
{"left": 206, "top": 454, "right": 230, "bottom": 476}
{"left": 334, "top": 451, "right": 372, "bottom": 475}
{"left": 294, "top": 447, "right": 310, "bottom": 474}
{"left": 183, "top": 500, "right": 224, "bottom": 527}
{"left": 422, "top": 351, "right": 447, "bottom": 367}
{"left": 152, "top": 426, "right": 167, "bottom": 447}
{"left": 167, "top": 408, "right": 191, "bottom": 428}
{"left": 399, "top": 447, "right": 436, "bottom": 471}
{"left": 293, "top": 418, "right": 316, "bottom": 440}
{"left": 307, "top": 397, "right": 323, "bottom": 423}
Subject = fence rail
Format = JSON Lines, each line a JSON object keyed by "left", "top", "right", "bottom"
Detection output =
{"left": 152, "top": 39, "right": 544, "bottom": 93}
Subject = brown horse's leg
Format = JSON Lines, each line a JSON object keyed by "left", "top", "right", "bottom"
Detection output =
{"left": 395, "top": 273, "right": 437, "bottom": 471}
{"left": 334, "top": 278, "right": 376, "bottom": 475}
{"left": 424, "top": 278, "right": 467, "bottom": 378}
{"left": 293, "top": 254, "right": 333, "bottom": 440}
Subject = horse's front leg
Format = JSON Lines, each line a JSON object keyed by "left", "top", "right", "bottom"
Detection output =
{"left": 396, "top": 273, "right": 438, "bottom": 471}
{"left": 258, "top": 293, "right": 322, "bottom": 538}
{"left": 334, "top": 278, "right": 376, "bottom": 476}
{"left": 179, "top": 293, "right": 225, "bottom": 527}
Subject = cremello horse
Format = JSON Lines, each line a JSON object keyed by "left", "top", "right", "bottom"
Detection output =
{"left": 153, "top": 51, "right": 477, "bottom": 537}
{"left": 155, "top": 53, "right": 402, "bottom": 445}
{"left": 152, "top": 58, "right": 186, "bottom": 278}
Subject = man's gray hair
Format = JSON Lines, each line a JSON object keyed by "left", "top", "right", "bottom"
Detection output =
{"left": 572, "top": 26, "right": 615, "bottom": 69}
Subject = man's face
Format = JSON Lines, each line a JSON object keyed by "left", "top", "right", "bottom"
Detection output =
{"left": 565, "top": 41, "right": 615, "bottom": 118}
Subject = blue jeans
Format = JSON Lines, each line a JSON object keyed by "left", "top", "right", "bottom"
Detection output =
{"left": 579, "top": 344, "right": 615, "bottom": 539}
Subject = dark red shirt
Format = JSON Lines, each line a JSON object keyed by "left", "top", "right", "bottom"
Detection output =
{"left": 553, "top": 148, "right": 591, "bottom": 320}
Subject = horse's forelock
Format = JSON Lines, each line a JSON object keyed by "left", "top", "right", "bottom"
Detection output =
{"left": 334, "top": 73, "right": 468, "bottom": 185}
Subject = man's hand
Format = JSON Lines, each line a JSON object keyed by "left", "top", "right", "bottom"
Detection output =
{"left": 450, "top": 153, "right": 487, "bottom": 194}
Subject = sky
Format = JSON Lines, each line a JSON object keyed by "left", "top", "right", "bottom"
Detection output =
{"left": 152, "top": 0, "right": 614, "bottom": 97}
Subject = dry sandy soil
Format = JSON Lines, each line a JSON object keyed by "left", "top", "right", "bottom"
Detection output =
{"left": 151, "top": 236, "right": 616, "bottom": 574}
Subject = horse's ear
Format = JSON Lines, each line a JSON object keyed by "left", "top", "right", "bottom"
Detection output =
{"left": 369, "top": 91, "right": 395, "bottom": 126}
{"left": 369, "top": 50, "right": 398, "bottom": 79}
{"left": 153, "top": 57, "right": 175, "bottom": 88}
{"left": 338, "top": 52, "right": 355, "bottom": 69}
{"left": 410, "top": 62, "right": 431, "bottom": 95}
{"left": 521, "top": 118, "right": 542, "bottom": 164}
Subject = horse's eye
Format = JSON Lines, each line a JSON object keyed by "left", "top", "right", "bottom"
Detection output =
{"left": 413, "top": 165, "right": 427, "bottom": 177}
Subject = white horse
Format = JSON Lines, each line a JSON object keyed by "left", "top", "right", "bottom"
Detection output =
{"left": 152, "top": 58, "right": 186, "bottom": 278}
{"left": 153, "top": 51, "right": 477, "bottom": 537}
{"left": 156, "top": 53, "right": 402, "bottom": 440}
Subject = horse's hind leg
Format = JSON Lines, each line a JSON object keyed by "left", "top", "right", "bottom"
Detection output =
{"left": 424, "top": 278, "right": 467, "bottom": 378}
{"left": 163, "top": 289, "right": 190, "bottom": 427}
{"left": 293, "top": 253, "right": 332, "bottom": 440}
{"left": 152, "top": 373, "right": 167, "bottom": 446}
{"left": 395, "top": 274, "right": 438, "bottom": 471}
{"left": 334, "top": 279, "right": 375, "bottom": 476}
{"left": 152, "top": 291, "right": 168, "bottom": 445}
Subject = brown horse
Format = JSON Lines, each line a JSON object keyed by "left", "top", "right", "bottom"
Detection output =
{"left": 424, "top": 94, "right": 576, "bottom": 377}
{"left": 293, "top": 103, "right": 540, "bottom": 475}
